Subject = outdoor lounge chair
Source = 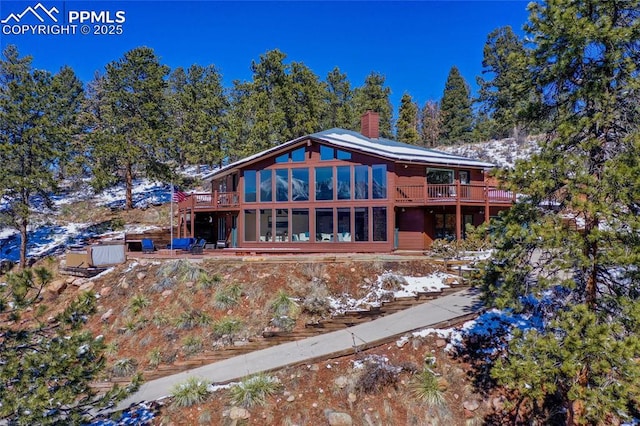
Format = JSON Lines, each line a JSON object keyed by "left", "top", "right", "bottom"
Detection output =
{"left": 141, "top": 238, "right": 156, "bottom": 253}
{"left": 190, "top": 238, "right": 206, "bottom": 254}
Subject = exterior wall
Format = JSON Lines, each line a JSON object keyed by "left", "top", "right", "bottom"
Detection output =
{"left": 396, "top": 207, "right": 426, "bottom": 250}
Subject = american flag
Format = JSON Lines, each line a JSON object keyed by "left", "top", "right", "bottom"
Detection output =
{"left": 172, "top": 186, "right": 187, "bottom": 203}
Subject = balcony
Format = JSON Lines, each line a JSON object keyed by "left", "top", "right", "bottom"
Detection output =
{"left": 177, "top": 191, "right": 240, "bottom": 211}
{"left": 395, "top": 183, "right": 514, "bottom": 205}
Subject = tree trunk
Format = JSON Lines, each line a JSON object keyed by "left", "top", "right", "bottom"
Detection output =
{"left": 125, "top": 163, "right": 133, "bottom": 210}
{"left": 19, "top": 218, "right": 28, "bottom": 270}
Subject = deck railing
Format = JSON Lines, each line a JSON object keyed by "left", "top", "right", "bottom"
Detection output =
{"left": 395, "top": 183, "right": 514, "bottom": 204}
{"left": 178, "top": 191, "right": 239, "bottom": 210}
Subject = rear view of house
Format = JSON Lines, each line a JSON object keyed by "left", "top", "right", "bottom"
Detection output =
{"left": 176, "top": 111, "right": 513, "bottom": 252}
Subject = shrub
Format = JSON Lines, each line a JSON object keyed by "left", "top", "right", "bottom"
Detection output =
{"left": 171, "top": 377, "right": 210, "bottom": 408}
{"left": 302, "top": 284, "right": 331, "bottom": 316}
{"left": 410, "top": 368, "right": 446, "bottom": 407}
{"left": 150, "top": 277, "right": 175, "bottom": 293}
{"left": 429, "top": 239, "right": 459, "bottom": 259}
{"left": 214, "top": 283, "right": 242, "bottom": 309}
{"left": 229, "top": 374, "right": 281, "bottom": 408}
{"left": 182, "top": 335, "right": 203, "bottom": 355}
{"left": 379, "top": 271, "right": 408, "bottom": 291}
{"left": 197, "top": 273, "right": 221, "bottom": 290}
{"left": 355, "top": 358, "right": 403, "bottom": 394}
{"left": 152, "top": 312, "right": 170, "bottom": 327}
{"left": 112, "top": 358, "right": 137, "bottom": 377}
{"left": 147, "top": 348, "right": 161, "bottom": 368}
{"left": 270, "top": 289, "right": 299, "bottom": 318}
{"left": 174, "top": 310, "right": 212, "bottom": 330}
{"left": 212, "top": 316, "right": 243, "bottom": 344}
{"left": 129, "top": 293, "right": 150, "bottom": 315}
{"left": 270, "top": 315, "right": 296, "bottom": 332}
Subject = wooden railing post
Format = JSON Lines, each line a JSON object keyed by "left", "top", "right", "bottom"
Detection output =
{"left": 455, "top": 179, "right": 462, "bottom": 241}
{"left": 484, "top": 185, "right": 490, "bottom": 224}
{"left": 213, "top": 190, "right": 218, "bottom": 208}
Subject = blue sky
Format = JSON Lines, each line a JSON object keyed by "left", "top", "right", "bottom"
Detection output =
{"left": 0, "top": 1, "right": 530, "bottom": 109}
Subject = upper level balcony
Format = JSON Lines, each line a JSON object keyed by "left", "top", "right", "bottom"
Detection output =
{"left": 395, "top": 183, "right": 514, "bottom": 206}
{"left": 178, "top": 183, "right": 513, "bottom": 211}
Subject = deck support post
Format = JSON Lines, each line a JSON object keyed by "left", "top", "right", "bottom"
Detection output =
{"left": 484, "top": 185, "right": 490, "bottom": 224}
{"left": 455, "top": 179, "right": 462, "bottom": 241}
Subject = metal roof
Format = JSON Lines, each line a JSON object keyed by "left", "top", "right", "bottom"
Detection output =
{"left": 204, "top": 128, "right": 495, "bottom": 181}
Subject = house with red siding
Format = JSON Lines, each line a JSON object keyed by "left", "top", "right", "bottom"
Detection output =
{"left": 175, "top": 112, "right": 513, "bottom": 252}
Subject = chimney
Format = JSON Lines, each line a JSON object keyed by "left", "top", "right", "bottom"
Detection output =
{"left": 361, "top": 110, "right": 379, "bottom": 139}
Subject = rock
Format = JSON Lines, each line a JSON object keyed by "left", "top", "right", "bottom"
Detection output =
{"left": 445, "top": 277, "right": 460, "bottom": 285}
{"left": 47, "top": 279, "right": 67, "bottom": 295}
{"left": 334, "top": 376, "right": 349, "bottom": 389}
{"left": 348, "top": 392, "right": 357, "bottom": 403}
{"left": 436, "top": 339, "right": 447, "bottom": 348}
{"left": 463, "top": 400, "right": 480, "bottom": 411}
{"left": 72, "top": 278, "right": 87, "bottom": 287}
{"left": 287, "top": 395, "right": 295, "bottom": 402}
{"left": 350, "top": 268, "right": 356, "bottom": 272}
{"left": 161, "top": 289, "right": 173, "bottom": 298}
{"left": 324, "top": 410, "right": 353, "bottom": 426}
{"left": 309, "top": 364, "right": 319, "bottom": 371}
{"left": 363, "top": 277, "right": 372, "bottom": 284}
{"left": 185, "top": 281, "right": 194, "bottom": 288}
{"left": 78, "top": 282, "right": 95, "bottom": 292}
{"left": 136, "top": 272, "right": 147, "bottom": 280}
{"left": 65, "top": 276, "right": 76, "bottom": 284}
{"left": 101, "top": 309, "right": 114, "bottom": 322}
{"left": 437, "top": 377, "right": 449, "bottom": 391}
{"left": 229, "top": 406, "right": 250, "bottom": 420}
{"left": 119, "top": 278, "right": 129, "bottom": 290}
{"left": 100, "top": 286, "right": 112, "bottom": 297}
{"left": 492, "top": 397, "right": 505, "bottom": 411}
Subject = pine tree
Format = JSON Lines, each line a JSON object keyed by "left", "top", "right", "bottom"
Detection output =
{"left": 419, "top": 100, "right": 441, "bottom": 147}
{"left": 285, "top": 61, "right": 326, "bottom": 137}
{"left": 323, "top": 67, "right": 354, "bottom": 129}
{"left": 87, "top": 47, "right": 170, "bottom": 210}
{"left": 0, "top": 268, "right": 139, "bottom": 424}
{"left": 439, "top": 66, "right": 473, "bottom": 144}
{"left": 168, "top": 64, "right": 228, "bottom": 169}
{"left": 481, "top": 1, "right": 640, "bottom": 423}
{"left": 353, "top": 72, "right": 393, "bottom": 138}
{"left": 477, "top": 26, "right": 531, "bottom": 140}
{"left": 396, "top": 93, "right": 420, "bottom": 144}
{"left": 0, "top": 46, "right": 81, "bottom": 268}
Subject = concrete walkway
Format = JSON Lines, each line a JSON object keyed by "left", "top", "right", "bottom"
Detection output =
{"left": 117, "top": 287, "right": 481, "bottom": 409}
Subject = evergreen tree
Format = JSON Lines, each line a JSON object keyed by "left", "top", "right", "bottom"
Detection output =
{"left": 396, "top": 93, "right": 420, "bottom": 144}
{"left": 439, "top": 66, "right": 473, "bottom": 144}
{"left": 323, "top": 67, "right": 354, "bottom": 129}
{"left": 477, "top": 26, "right": 531, "bottom": 140}
{"left": 353, "top": 72, "right": 393, "bottom": 138}
{"left": 285, "top": 61, "right": 326, "bottom": 137}
{"left": 0, "top": 46, "right": 81, "bottom": 268}
{"left": 87, "top": 47, "right": 170, "bottom": 210}
{"left": 0, "top": 268, "right": 139, "bottom": 424}
{"left": 168, "top": 64, "right": 228, "bottom": 169}
{"left": 419, "top": 100, "right": 441, "bottom": 147}
{"left": 481, "top": 1, "right": 640, "bottom": 423}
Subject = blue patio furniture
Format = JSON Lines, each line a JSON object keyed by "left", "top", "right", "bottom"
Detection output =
{"left": 190, "top": 238, "right": 206, "bottom": 254}
{"left": 141, "top": 238, "right": 155, "bottom": 253}
{"left": 167, "top": 238, "right": 196, "bottom": 251}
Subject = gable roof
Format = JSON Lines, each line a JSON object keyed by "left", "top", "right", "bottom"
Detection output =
{"left": 205, "top": 128, "right": 494, "bottom": 180}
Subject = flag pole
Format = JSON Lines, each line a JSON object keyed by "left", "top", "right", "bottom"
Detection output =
{"left": 170, "top": 182, "right": 174, "bottom": 252}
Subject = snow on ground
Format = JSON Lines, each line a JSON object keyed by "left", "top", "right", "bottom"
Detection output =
{"left": 328, "top": 271, "right": 456, "bottom": 315}
{"left": 437, "top": 137, "right": 540, "bottom": 169}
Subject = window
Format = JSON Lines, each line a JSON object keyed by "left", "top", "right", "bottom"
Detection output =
{"left": 427, "top": 169, "right": 454, "bottom": 184}
{"left": 434, "top": 213, "right": 456, "bottom": 240}
{"left": 315, "top": 167, "right": 333, "bottom": 201}
{"left": 244, "top": 170, "right": 256, "bottom": 202}
{"left": 244, "top": 209, "right": 256, "bottom": 241}
{"left": 320, "top": 145, "right": 334, "bottom": 160}
{"left": 372, "top": 165, "right": 387, "bottom": 199}
{"left": 315, "top": 208, "right": 333, "bottom": 242}
{"left": 260, "top": 209, "right": 271, "bottom": 241}
{"left": 373, "top": 207, "right": 387, "bottom": 241}
{"left": 275, "top": 153, "right": 288, "bottom": 163}
{"left": 337, "top": 166, "right": 351, "bottom": 200}
{"left": 354, "top": 207, "right": 369, "bottom": 242}
{"left": 275, "top": 209, "right": 289, "bottom": 241}
{"left": 291, "top": 147, "right": 305, "bottom": 162}
{"left": 276, "top": 169, "right": 288, "bottom": 201}
{"left": 260, "top": 170, "right": 272, "bottom": 202}
{"left": 336, "top": 149, "right": 351, "bottom": 160}
{"left": 337, "top": 208, "right": 351, "bottom": 242}
{"left": 291, "top": 209, "right": 309, "bottom": 242}
{"left": 354, "top": 165, "right": 368, "bottom": 199}
{"left": 291, "top": 168, "right": 309, "bottom": 201}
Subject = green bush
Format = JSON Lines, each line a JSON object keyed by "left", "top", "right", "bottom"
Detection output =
{"left": 229, "top": 374, "right": 281, "bottom": 408}
{"left": 171, "top": 377, "right": 210, "bottom": 408}
{"left": 111, "top": 358, "right": 137, "bottom": 377}
{"left": 410, "top": 368, "right": 446, "bottom": 407}
{"left": 429, "top": 239, "right": 459, "bottom": 258}
{"left": 197, "top": 273, "right": 221, "bottom": 290}
{"left": 212, "top": 316, "right": 243, "bottom": 344}
{"left": 129, "top": 293, "right": 150, "bottom": 315}
{"left": 147, "top": 348, "right": 161, "bottom": 368}
{"left": 270, "top": 289, "right": 299, "bottom": 318}
{"left": 182, "top": 335, "right": 203, "bottom": 355}
{"left": 174, "top": 310, "right": 212, "bottom": 330}
{"left": 214, "top": 283, "right": 242, "bottom": 309}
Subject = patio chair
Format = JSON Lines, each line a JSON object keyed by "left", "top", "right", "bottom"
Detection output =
{"left": 190, "top": 238, "right": 207, "bottom": 254}
{"left": 141, "top": 238, "right": 156, "bottom": 253}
